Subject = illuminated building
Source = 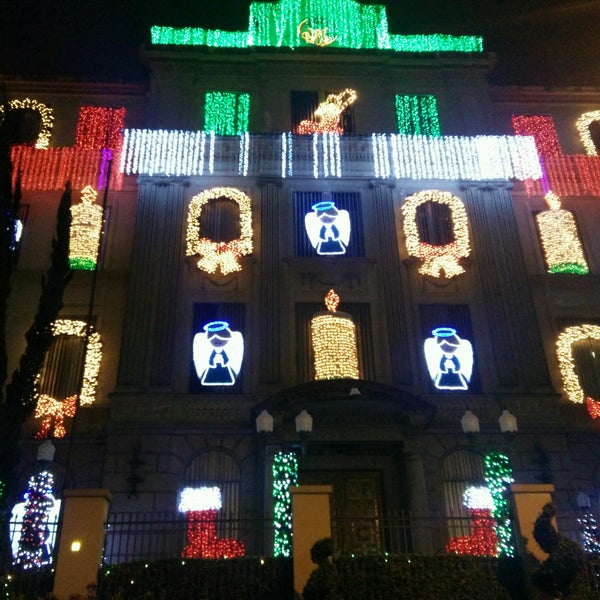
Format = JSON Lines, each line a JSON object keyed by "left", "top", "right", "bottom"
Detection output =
{"left": 3, "top": 0, "right": 600, "bottom": 568}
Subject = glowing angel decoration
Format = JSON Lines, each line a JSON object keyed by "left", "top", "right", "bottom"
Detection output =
{"left": 193, "top": 321, "right": 244, "bottom": 386}
{"left": 304, "top": 200, "right": 351, "bottom": 255}
{"left": 296, "top": 88, "right": 357, "bottom": 135}
{"left": 424, "top": 327, "right": 473, "bottom": 391}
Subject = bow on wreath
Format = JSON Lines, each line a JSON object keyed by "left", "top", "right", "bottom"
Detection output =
{"left": 35, "top": 394, "right": 78, "bottom": 439}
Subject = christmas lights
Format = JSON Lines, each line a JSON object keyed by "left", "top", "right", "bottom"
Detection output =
{"left": 0, "top": 98, "right": 54, "bottom": 149}
{"left": 193, "top": 321, "right": 244, "bottom": 386}
{"left": 395, "top": 95, "right": 441, "bottom": 137}
{"left": 13, "top": 471, "right": 60, "bottom": 569}
{"left": 575, "top": 110, "right": 600, "bottom": 156}
{"left": 484, "top": 452, "right": 515, "bottom": 557}
{"left": 556, "top": 324, "right": 600, "bottom": 405}
{"left": 586, "top": 397, "right": 600, "bottom": 420}
{"left": 204, "top": 92, "right": 250, "bottom": 135}
{"left": 69, "top": 185, "right": 104, "bottom": 270}
{"left": 186, "top": 187, "right": 253, "bottom": 275}
{"left": 536, "top": 191, "right": 589, "bottom": 274}
{"left": 577, "top": 509, "right": 600, "bottom": 554}
{"left": 446, "top": 486, "right": 497, "bottom": 557}
{"left": 34, "top": 395, "right": 77, "bottom": 439}
{"left": 424, "top": 327, "right": 473, "bottom": 390}
{"left": 119, "top": 130, "right": 542, "bottom": 181}
{"left": 310, "top": 289, "right": 359, "bottom": 380}
{"left": 296, "top": 89, "right": 356, "bottom": 135}
{"left": 402, "top": 190, "right": 471, "bottom": 278}
{"left": 304, "top": 200, "right": 351, "bottom": 255}
{"left": 75, "top": 106, "right": 126, "bottom": 151}
{"left": 36, "top": 319, "right": 102, "bottom": 407}
{"left": 150, "top": 0, "right": 483, "bottom": 53}
{"left": 178, "top": 487, "right": 245, "bottom": 559}
{"left": 511, "top": 115, "right": 563, "bottom": 157}
{"left": 272, "top": 452, "right": 298, "bottom": 557}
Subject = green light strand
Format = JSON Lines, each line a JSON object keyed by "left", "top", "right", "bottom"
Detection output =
{"left": 548, "top": 262, "right": 589, "bottom": 275}
{"left": 69, "top": 257, "right": 96, "bottom": 271}
{"left": 204, "top": 92, "right": 251, "bottom": 135}
{"left": 150, "top": 0, "right": 483, "bottom": 53}
{"left": 484, "top": 451, "right": 515, "bottom": 557}
{"left": 395, "top": 95, "right": 441, "bottom": 137}
{"left": 272, "top": 451, "right": 298, "bottom": 557}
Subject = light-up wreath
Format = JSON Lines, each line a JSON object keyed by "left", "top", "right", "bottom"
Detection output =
{"left": 186, "top": 187, "right": 253, "bottom": 275}
{"left": 556, "top": 324, "right": 600, "bottom": 407}
{"left": 402, "top": 190, "right": 471, "bottom": 278}
{"left": 0, "top": 99, "right": 54, "bottom": 149}
{"left": 575, "top": 110, "right": 600, "bottom": 156}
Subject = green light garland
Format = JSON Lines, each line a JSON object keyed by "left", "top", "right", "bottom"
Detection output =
{"left": 484, "top": 452, "right": 515, "bottom": 557}
{"left": 395, "top": 95, "right": 441, "bottom": 137}
{"left": 548, "top": 263, "right": 589, "bottom": 275}
{"left": 204, "top": 92, "right": 250, "bottom": 135}
{"left": 272, "top": 451, "right": 298, "bottom": 557}
{"left": 69, "top": 257, "right": 96, "bottom": 271}
{"left": 150, "top": 0, "right": 483, "bottom": 53}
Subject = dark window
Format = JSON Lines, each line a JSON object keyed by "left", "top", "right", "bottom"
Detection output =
{"left": 38, "top": 333, "right": 87, "bottom": 399}
{"left": 589, "top": 120, "right": 600, "bottom": 154}
{"left": 572, "top": 338, "right": 600, "bottom": 400}
{"left": 295, "top": 302, "right": 374, "bottom": 383}
{"left": 0, "top": 109, "right": 42, "bottom": 146}
{"left": 294, "top": 191, "right": 365, "bottom": 257}
{"left": 419, "top": 304, "right": 481, "bottom": 393}
{"left": 198, "top": 197, "right": 241, "bottom": 243}
{"left": 416, "top": 201, "right": 454, "bottom": 246}
{"left": 190, "top": 303, "right": 245, "bottom": 394}
{"left": 291, "top": 90, "right": 319, "bottom": 132}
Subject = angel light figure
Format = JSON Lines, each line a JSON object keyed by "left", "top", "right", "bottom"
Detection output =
{"left": 193, "top": 321, "right": 244, "bottom": 386}
{"left": 424, "top": 327, "right": 473, "bottom": 391}
{"left": 304, "top": 200, "right": 351, "bottom": 255}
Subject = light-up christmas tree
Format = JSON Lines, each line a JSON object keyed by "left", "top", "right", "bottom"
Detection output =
{"left": 484, "top": 451, "right": 515, "bottom": 557}
{"left": 273, "top": 451, "right": 298, "bottom": 557}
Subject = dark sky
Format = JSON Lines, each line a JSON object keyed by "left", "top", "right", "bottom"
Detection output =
{"left": 1, "top": 0, "right": 599, "bottom": 86}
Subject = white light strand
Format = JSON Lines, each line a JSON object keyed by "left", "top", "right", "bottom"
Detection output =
{"left": 312, "top": 133, "right": 319, "bottom": 179}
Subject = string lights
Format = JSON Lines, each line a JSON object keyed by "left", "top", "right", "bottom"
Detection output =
{"left": 484, "top": 452, "right": 515, "bottom": 557}
{"left": 578, "top": 509, "right": 600, "bottom": 554}
{"left": 511, "top": 115, "right": 563, "bottom": 157}
{"left": 75, "top": 106, "right": 126, "bottom": 151}
{"left": 0, "top": 98, "right": 54, "bottom": 149}
{"left": 150, "top": 0, "right": 482, "bottom": 52}
{"left": 186, "top": 187, "right": 253, "bottom": 275}
{"left": 310, "top": 289, "right": 359, "bottom": 380}
{"left": 35, "top": 320, "right": 102, "bottom": 410}
{"left": 119, "top": 130, "right": 541, "bottom": 182}
{"left": 296, "top": 89, "right": 357, "bottom": 135}
{"left": 402, "top": 190, "right": 471, "bottom": 278}
{"left": 575, "top": 110, "right": 600, "bottom": 156}
{"left": 69, "top": 185, "right": 104, "bottom": 270}
{"left": 395, "top": 95, "right": 441, "bottom": 137}
{"left": 34, "top": 395, "right": 77, "bottom": 439}
{"left": 178, "top": 487, "right": 245, "bottom": 559}
{"left": 536, "top": 191, "right": 588, "bottom": 274}
{"left": 556, "top": 324, "right": 600, "bottom": 405}
{"left": 446, "top": 486, "right": 497, "bottom": 557}
{"left": 272, "top": 452, "right": 298, "bottom": 557}
{"left": 204, "top": 92, "right": 250, "bottom": 135}
{"left": 13, "top": 471, "right": 59, "bottom": 569}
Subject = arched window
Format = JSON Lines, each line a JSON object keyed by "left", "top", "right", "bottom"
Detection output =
{"left": 576, "top": 110, "right": 600, "bottom": 156}
{"left": 0, "top": 99, "right": 54, "bottom": 148}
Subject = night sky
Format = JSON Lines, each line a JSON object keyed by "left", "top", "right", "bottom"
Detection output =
{"left": 1, "top": 0, "right": 599, "bottom": 86}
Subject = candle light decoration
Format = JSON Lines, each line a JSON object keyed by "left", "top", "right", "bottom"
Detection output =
{"left": 69, "top": 185, "right": 104, "bottom": 270}
{"left": 12, "top": 471, "right": 61, "bottom": 569}
{"left": 186, "top": 187, "right": 253, "bottom": 275}
{"left": 536, "top": 191, "right": 588, "bottom": 274}
{"left": 576, "top": 110, "right": 600, "bottom": 156}
{"left": 446, "top": 486, "right": 498, "bottom": 557}
{"left": 0, "top": 98, "right": 54, "bottom": 149}
{"left": 296, "top": 89, "right": 357, "bottom": 135}
{"left": 556, "top": 324, "right": 600, "bottom": 406}
{"left": 310, "top": 289, "right": 359, "bottom": 380}
{"left": 273, "top": 452, "right": 298, "bottom": 557}
{"left": 178, "top": 487, "right": 245, "bottom": 559}
{"left": 402, "top": 190, "right": 471, "bottom": 278}
{"left": 150, "top": 0, "right": 483, "bottom": 53}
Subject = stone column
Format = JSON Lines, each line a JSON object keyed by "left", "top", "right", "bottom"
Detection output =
{"left": 290, "top": 485, "right": 333, "bottom": 596}
{"left": 53, "top": 489, "right": 112, "bottom": 600}
{"left": 405, "top": 447, "right": 433, "bottom": 554}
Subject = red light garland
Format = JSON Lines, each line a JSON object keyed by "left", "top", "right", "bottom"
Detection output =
{"left": 586, "top": 397, "right": 600, "bottom": 420}
{"left": 446, "top": 508, "right": 498, "bottom": 557}
{"left": 181, "top": 510, "right": 245, "bottom": 559}
{"left": 75, "top": 107, "right": 126, "bottom": 150}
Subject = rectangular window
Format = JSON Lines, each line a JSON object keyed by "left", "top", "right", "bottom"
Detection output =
{"left": 294, "top": 191, "right": 365, "bottom": 257}
{"left": 291, "top": 90, "right": 319, "bottom": 132}
{"left": 38, "top": 333, "right": 87, "bottom": 399}
{"left": 395, "top": 95, "right": 441, "bottom": 136}
{"left": 419, "top": 304, "right": 480, "bottom": 393}
{"left": 190, "top": 303, "right": 245, "bottom": 393}
{"left": 296, "top": 302, "right": 374, "bottom": 383}
{"left": 203, "top": 92, "right": 250, "bottom": 135}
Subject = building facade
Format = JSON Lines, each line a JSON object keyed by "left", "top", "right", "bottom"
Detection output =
{"left": 3, "top": 0, "right": 600, "bottom": 562}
